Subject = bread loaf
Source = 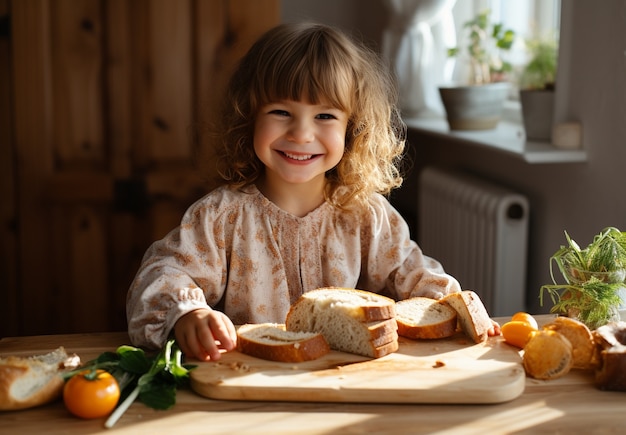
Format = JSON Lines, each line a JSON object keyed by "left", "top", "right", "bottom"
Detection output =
{"left": 289, "top": 287, "right": 397, "bottom": 322}
{"left": 592, "top": 321, "right": 626, "bottom": 391}
{"left": 396, "top": 297, "right": 457, "bottom": 340}
{"left": 237, "top": 323, "right": 330, "bottom": 362}
{"left": 441, "top": 290, "right": 492, "bottom": 343}
{"left": 286, "top": 288, "right": 398, "bottom": 358}
{"left": 0, "top": 347, "right": 81, "bottom": 411}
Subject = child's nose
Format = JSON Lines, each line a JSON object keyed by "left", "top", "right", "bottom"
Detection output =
{"left": 287, "top": 119, "right": 314, "bottom": 144}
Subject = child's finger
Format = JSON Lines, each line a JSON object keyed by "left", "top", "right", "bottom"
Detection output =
{"left": 176, "top": 328, "right": 210, "bottom": 362}
{"left": 209, "top": 313, "right": 237, "bottom": 351}
{"left": 488, "top": 319, "right": 502, "bottom": 336}
{"left": 195, "top": 323, "right": 222, "bottom": 361}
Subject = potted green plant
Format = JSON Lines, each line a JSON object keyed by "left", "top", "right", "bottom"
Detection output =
{"left": 519, "top": 35, "right": 558, "bottom": 141}
{"left": 439, "top": 10, "right": 515, "bottom": 130}
{"left": 540, "top": 227, "right": 626, "bottom": 330}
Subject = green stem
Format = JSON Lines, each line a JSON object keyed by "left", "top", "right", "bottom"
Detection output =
{"left": 62, "top": 361, "right": 120, "bottom": 381}
{"left": 104, "top": 385, "right": 140, "bottom": 429}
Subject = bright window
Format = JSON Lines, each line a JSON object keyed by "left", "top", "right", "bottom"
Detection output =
{"left": 450, "top": 0, "right": 561, "bottom": 91}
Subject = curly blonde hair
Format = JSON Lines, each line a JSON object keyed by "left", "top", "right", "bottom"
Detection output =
{"left": 213, "top": 22, "right": 406, "bottom": 209}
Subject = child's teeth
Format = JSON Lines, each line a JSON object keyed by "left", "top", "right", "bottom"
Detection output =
{"left": 284, "top": 152, "right": 312, "bottom": 160}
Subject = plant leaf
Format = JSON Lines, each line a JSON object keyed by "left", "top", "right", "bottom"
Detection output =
{"left": 139, "top": 382, "right": 177, "bottom": 410}
{"left": 118, "top": 347, "right": 152, "bottom": 374}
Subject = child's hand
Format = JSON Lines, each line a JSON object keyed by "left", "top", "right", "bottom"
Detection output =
{"left": 488, "top": 319, "right": 501, "bottom": 337}
{"left": 174, "top": 308, "right": 237, "bottom": 361}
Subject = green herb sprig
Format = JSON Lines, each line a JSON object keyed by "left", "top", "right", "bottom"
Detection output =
{"left": 540, "top": 278, "right": 623, "bottom": 329}
{"left": 64, "top": 339, "right": 195, "bottom": 429}
{"left": 540, "top": 227, "right": 626, "bottom": 329}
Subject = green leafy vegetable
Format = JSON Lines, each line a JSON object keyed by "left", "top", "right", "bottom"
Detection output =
{"left": 540, "top": 227, "right": 626, "bottom": 329}
{"left": 64, "top": 339, "right": 195, "bottom": 429}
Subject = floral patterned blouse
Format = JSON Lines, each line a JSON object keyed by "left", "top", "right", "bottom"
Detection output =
{"left": 127, "top": 184, "right": 461, "bottom": 349}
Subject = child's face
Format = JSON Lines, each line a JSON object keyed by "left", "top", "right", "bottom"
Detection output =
{"left": 254, "top": 99, "right": 348, "bottom": 189}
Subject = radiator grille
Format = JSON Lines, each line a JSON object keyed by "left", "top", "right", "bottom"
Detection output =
{"left": 418, "top": 167, "right": 529, "bottom": 316}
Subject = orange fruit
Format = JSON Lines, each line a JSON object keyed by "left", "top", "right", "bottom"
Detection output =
{"left": 501, "top": 320, "right": 538, "bottom": 349}
{"left": 511, "top": 312, "right": 539, "bottom": 330}
{"left": 64, "top": 370, "right": 120, "bottom": 419}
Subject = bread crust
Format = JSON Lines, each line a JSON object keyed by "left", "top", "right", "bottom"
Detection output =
{"left": 370, "top": 340, "right": 400, "bottom": 358}
{"left": 523, "top": 330, "right": 573, "bottom": 380}
{"left": 360, "top": 319, "right": 399, "bottom": 346}
{"left": 396, "top": 297, "right": 457, "bottom": 340}
{"left": 294, "top": 288, "right": 396, "bottom": 322}
{"left": 441, "top": 291, "right": 492, "bottom": 343}
{"left": 0, "top": 347, "right": 80, "bottom": 411}
{"left": 593, "top": 321, "right": 626, "bottom": 391}
{"left": 237, "top": 324, "right": 330, "bottom": 362}
{"left": 542, "top": 316, "right": 597, "bottom": 370}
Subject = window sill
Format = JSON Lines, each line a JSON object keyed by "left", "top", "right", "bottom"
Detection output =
{"left": 404, "top": 116, "right": 588, "bottom": 164}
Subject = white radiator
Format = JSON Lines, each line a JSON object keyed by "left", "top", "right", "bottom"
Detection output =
{"left": 418, "top": 167, "right": 529, "bottom": 316}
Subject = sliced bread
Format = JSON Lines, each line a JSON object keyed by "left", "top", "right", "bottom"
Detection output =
{"left": 286, "top": 288, "right": 398, "bottom": 358}
{"left": 237, "top": 323, "right": 330, "bottom": 362}
{"left": 368, "top": 339, "right": 400, "bottom": 359}
{"left": 396, "top": 297, "right": 458, "bottom": 340}
{"left": 363, "top": 319, "right": 399, "bottom": 347}
{"left": 286, "top": 309, "right": 398, "bottom": 357}
{"left": 441, "top": 290, "right": 493, "bottom": 343}
{"left": 0, "top": 347, "right": 81, "bottom": 411}
{"left": 290, "top": 287, "right": 396, "bottom": 322}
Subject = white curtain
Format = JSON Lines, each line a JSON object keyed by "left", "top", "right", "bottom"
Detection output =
{"left": 382, "top": 0, "right": 457, "bottom": 116}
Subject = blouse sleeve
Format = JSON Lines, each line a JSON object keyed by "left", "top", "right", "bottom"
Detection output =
{"left": 358, "top": 195, "right": 461, "bottom": 301}
{"left": 126, "top": 198, "right": 227, "bottom": 349}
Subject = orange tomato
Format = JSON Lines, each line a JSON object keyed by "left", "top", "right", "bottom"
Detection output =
{"left": 501, "top": 320, "right": 538, "bottom": 349}
{"left": 64, "top": 369, "right": 120, "bottom": 419}
{"left": 511, "top": 312, "right": 539, "bottom": 330}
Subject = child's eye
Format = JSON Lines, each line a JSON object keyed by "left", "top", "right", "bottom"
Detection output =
{"left": 316, "top": 113, "right": 337, "bottom": 120}
{"left": 269, "top": 109, "right": 290, "bottom": 117}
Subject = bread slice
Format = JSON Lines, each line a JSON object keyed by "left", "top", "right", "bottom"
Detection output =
{"left": 523, "top": 329, "right": 573, "bottom": 380}
{"left": 366, "top": 320, "right": 399, "bottom": 347}
{"left": 287, "top": 306, "right": 399, "bottom": 358}
{"left": 441, "top": 290, "right": 492, "bottom": 343}
{"left": 286, "top": 289, "right": 398, "bottom": 358}
{"left": 0, "top": 347, "right": 81, "bottom": 411}
{"left": 396, "top": 297, "right": 458, "bottom": 340}
{"left": 290, "top": 287, "right": 396, "bottom": 322}
{"left": 237, "top": 323, "right": 330, "bottom": 362}
{"left": 369, "top": 339, "right": 400, "bottom": 359}
{"left": 542, "top": 316, "right": 597, "bottom": 370}
{"left": 593, "top": 321, "right": 626, "bottom": 391}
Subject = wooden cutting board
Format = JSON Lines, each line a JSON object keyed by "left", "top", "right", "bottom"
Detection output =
{"left": 190, "top": 333, "right": 526, "bottom": 404}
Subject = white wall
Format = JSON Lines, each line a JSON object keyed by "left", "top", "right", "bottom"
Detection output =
{"left": 281, "top": 1, "right": 626, "bottom": 314}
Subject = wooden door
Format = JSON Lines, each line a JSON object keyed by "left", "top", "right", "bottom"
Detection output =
{"left": 1, "top": 0, "right": 279, "bottom": 337}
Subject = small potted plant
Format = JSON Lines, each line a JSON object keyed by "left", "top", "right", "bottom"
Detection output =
{"left": 540, "top": 227, "right": 626, "bottom": 329}
{"left": 439, "top": 10, "right": 515, "bottom": 131}
{"left": 519, "top": 35, "right": 558, "bottom": 141}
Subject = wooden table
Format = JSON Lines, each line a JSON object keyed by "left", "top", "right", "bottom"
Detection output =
{"left": 1, "top": 316, "right": 626, "bottom": 434}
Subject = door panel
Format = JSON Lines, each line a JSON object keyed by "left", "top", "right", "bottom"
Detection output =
{"left": 51, "top": 0, "right": 105, "bottom": 170}
{"left": 0, "top": 0, "right": 18, "bottom": 338}
{"left": 6, "top": 0, "right": 279, "bottom": 336}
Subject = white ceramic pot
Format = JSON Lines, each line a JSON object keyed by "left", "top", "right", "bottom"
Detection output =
{"left": 438, "top": 82, "right": 509, "bottom": 130}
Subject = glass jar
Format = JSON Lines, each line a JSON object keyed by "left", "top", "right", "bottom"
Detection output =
{"left": 560, "top": 267, "right": 626, "bottom": 329}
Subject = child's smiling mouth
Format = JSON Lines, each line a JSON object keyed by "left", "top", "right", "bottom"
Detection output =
{"left": 281, "top": 151, "right": 316, "bottom": 161}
